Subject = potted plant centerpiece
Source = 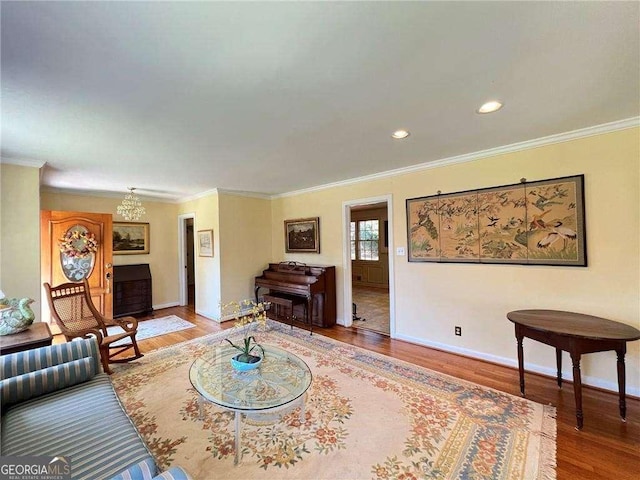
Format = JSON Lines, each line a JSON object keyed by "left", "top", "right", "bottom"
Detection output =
{"left": 222, "top": 299, "right": 270, "bottom": 371}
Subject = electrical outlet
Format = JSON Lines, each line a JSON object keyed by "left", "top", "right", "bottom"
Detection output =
{"left": 455, "top": 326, "right": 462, "bottom": 336}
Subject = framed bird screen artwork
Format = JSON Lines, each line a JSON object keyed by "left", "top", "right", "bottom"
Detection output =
{"left": 406, "top": 174, "right": 586, "bottom": 266}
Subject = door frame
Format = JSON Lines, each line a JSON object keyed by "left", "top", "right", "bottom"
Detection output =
{"left": 341, "top": 194, "right": 395, "bottom": 336}
{"left": 177, "top": 212, "right": 196, "bottom": 306}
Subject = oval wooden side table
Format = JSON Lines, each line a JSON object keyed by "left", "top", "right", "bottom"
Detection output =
{"left": 507, "top": 309, "right": 640, "bottom": 430}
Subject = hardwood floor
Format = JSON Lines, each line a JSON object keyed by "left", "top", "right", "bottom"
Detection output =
{"left": 58, "top": 305, "right": 640, "bottom": 479}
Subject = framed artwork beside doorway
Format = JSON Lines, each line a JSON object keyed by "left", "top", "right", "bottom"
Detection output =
{"left": 197, "top": 229, "right": 213, "bottom": 257}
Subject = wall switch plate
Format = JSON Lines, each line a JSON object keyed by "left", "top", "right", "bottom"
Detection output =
{"left": 455, "top": 326, "right": 462, "bottom": 336}
{"left": 396, "top": 247, "right": 406, "bottom": 256}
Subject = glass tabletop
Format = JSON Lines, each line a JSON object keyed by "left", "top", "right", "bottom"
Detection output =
{"left": 189, "top": 344, "right": 312, "bottom": 411}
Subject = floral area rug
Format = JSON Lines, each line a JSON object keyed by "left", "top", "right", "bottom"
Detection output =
{"left": 111, "top": 321, "right": 556, "bottom": 480}
{"left": 108, "top": 315, "right": 195, "bottom": 346}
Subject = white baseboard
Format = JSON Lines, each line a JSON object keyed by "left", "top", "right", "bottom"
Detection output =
{"left": 149, "top": 305, "right": 639, "bottom": 397}
{"left": 394, "top": 333, "right": 640, "bottom": 398}
{"left": 152, "top": 302, "right": 226, "bottom": 323}
{"left": 153, "top": 302, "right": 179, "bottom": 311}
{"left": 195, "top": 309, "right": 219, "bottom": 322}
{"left": 218, "top": 313, "right": 237, "bottom": 323}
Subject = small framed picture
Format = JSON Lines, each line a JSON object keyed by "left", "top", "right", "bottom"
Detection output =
{"left": 113, "top": 222, "right": 150, "bottom": 255}
{"left": 284, "top": 217, "right": 320, "bottom": 253}
{"left": 197, "top": 229, "right": 214, "bottom": 257}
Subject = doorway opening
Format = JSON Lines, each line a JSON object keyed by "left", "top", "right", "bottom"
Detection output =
{"left": 178, "top": 213, "right": 196, "bottom": 308}
{"left": 342, "top": 195, "right": 394, "bottom": 337}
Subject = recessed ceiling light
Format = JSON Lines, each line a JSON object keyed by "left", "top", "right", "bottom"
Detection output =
{"left": 476, "top": 101, "right": 503, "bottom": 114}
{"left": 391, "top": 130, "right": 410, "bottom": 139}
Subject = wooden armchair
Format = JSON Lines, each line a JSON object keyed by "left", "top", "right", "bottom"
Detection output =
{"left": 43, "top": 279, "right": 143, "bottom": 374}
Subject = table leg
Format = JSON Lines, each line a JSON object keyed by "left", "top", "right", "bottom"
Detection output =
{"left": 556, "top": 348, "right": 563, "bottom": 388}
{"left": 570, "top": 352, "right": 584, "bottom": 430}
{"left": 198, "top": 394, "right": 204, "bottom": 420}
{"left": 516, "top": 330, "right": 525, "bottom": 396}
{"left": 306, "top": 295, "right": 313, "bottom": 336}
{"left": 234, "top": 411, "right": 242, "bottom": 465}
{"left": 616, "top": 345, "right": 627, "bottom": 421}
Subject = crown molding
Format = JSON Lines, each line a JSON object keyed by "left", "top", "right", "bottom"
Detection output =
{"left": 179, "top": 188, "right": 220, "bottom": 203}
{"left": 40, "top": 186, "right": 177, "bottom": 203}
{"left": 216, "top": 188, "right": 271, "bottom": 200}
{"left": 13, "top": 116, "right": 640, "bottom": 203}
{"left": 0, "top": 156, "right": 46, "bottom": 168}
{"left": 178, "top": 187, "right": 271, "bottom": 203}
{"left": 274, "top": 116, "right": 640, "bottom": 199}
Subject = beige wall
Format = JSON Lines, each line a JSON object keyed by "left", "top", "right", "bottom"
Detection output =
{"left": 271, "top": 127, "right": 640, "bottom": 395}
{"left": 41, "top": 191, "right": 180, "bottom": 309}
{"left": 3, "top": 126, "right": 638, "bottom": 395}
{"left": 218, "top": 193, "right": 272, "bottom": 307}
{"left": 0, "top": 164, "right": 42, "bottom": 321}
{"left": 178, "top": 193, "right": 221, "bottom": 320}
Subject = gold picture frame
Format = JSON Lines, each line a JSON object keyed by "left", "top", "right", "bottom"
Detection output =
{"left": 284, "top": 217, "right": 320, "bottom": 253}
{"left": 197, "top": 229, "right": 214, "bottom": 257}
{"left": 113, "top": 222, "right": 150, "bottom": 255}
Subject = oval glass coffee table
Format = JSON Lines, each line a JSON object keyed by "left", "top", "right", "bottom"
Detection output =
{"left": 189, "top": 344, "right": 312, "bottom": 464}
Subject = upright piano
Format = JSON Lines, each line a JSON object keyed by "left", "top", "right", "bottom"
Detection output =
{"left": 255, "top": 262, "right": 336, "bottom": 328}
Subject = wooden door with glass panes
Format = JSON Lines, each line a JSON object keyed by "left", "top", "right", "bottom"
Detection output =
{"left": 41, "top": 211, "right": 113, "bottom": 325}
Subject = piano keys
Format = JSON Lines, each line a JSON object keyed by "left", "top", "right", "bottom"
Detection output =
{"left": 255, "top": 262, "right": 336, "bottom": 328}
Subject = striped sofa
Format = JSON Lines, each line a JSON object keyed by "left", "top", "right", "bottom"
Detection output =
{"left": 1, "top": 337, "right": 191, "bottom": 480}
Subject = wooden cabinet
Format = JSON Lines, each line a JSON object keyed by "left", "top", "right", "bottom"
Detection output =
{"left": 113, "top": 264, "right": 153, "bottom": 318}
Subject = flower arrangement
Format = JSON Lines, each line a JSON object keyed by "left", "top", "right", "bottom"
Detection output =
{"left": 58, "top": 229, "right": 98, "bottom": 258}
{"left": 222, "top": 299, "right": 270, "bottom": 364}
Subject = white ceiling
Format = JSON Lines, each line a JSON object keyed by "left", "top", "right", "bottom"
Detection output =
{"left": 2, "top": 1, "right": 639, "bottom": 201}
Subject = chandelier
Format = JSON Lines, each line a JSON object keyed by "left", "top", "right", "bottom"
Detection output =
{"left": 116, "top": 187, "right": 146, "bottom": 221}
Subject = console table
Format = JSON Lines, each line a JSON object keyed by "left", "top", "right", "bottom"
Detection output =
{"left": 507, "top": 309, "right": 640, "bottom": 430}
